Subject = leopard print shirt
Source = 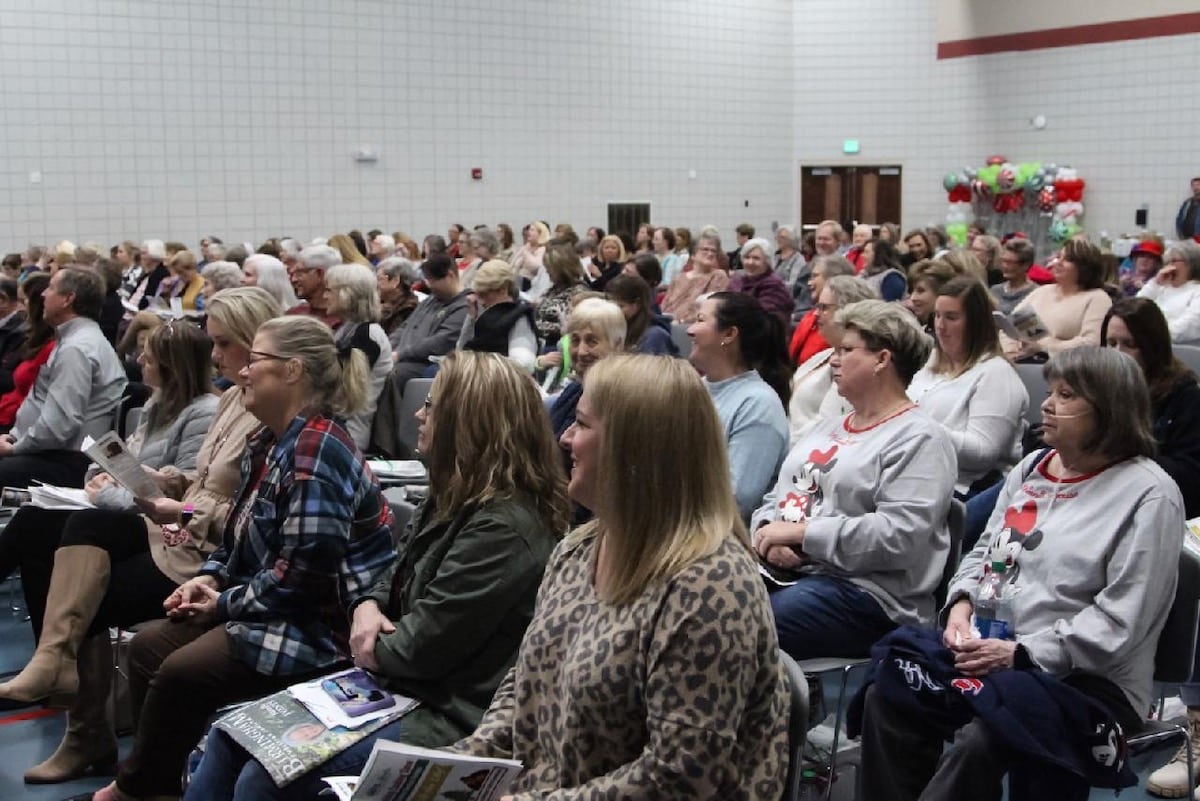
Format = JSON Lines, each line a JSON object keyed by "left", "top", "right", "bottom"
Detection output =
{"left": 456, "top": 531, "right": 789, "bottom": 800}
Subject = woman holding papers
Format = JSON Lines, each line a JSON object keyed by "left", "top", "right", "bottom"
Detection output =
{"left": 1001, "top": 238, "right": 1113, "bottom": 361}
{"left": 0, "top": 288, "right": 278, "bottom": 787}
{"left": 88, "top": 314, "right": 394, "bottom": 801}
{"left": 0, "top": 318, "right": 218, "bottom": 645}
{"left": 456, "top": 355, "right": 788, "bottom": 800}
{"left": 183, "top": 350, "right": 568, "bottom": 801}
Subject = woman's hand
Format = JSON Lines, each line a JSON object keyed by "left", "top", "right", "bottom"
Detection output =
{"left": 165, "top": 575, "right": 221, "bottom": 620}
{"left": 135, "top": 496, "right": 185, "bottom": 525}
{"left": 84, "top": 472, "right": 117, "bottom": 504}
{"left": 753, "top": 520, "right": 807, "bottom": 558}
{"left": 350, "top": 600, "right": 395, "bottom": 672}
{"left": 952, "top": 637, "right": 1017, "bottom": 677}
{"left": 536, "top": 351, "right": 563, "bottom": 371}
{"left": 943, "top": 598, "right": 974, "bottom": 648}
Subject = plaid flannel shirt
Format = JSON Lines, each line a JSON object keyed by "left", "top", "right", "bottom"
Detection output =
{"left": 199, "top": 414, "right": 395, "bottom": 676}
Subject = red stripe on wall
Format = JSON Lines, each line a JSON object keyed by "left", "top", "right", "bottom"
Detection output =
{"left": 937, "top": 12, "right": 1200, "bottom": 59}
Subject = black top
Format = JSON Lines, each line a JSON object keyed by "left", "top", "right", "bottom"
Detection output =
{"left": 1153, "top": 373, "right": 1200, "bottom": 518}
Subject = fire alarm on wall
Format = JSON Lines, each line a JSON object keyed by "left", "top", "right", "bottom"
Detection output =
{"left": 471, "top": 167, "right": 483, "bottom": 180}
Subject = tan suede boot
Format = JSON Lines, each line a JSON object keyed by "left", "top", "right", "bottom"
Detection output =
{"left": 0, "top": 545, "right": 110, "bottom": 703}
{"left": 24, "top": 632, "right": 118, "bottom": 784}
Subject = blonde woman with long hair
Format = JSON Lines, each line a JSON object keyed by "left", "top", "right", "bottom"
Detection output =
{"left": 186, "top": 351, "right": 568, "bottom": 800}
{"left": 456, "top": 354, "right": 788, "bottom": 799}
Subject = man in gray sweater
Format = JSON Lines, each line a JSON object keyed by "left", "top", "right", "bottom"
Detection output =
{"left": 0, "top": 268, "right": 126, "bottom": 487}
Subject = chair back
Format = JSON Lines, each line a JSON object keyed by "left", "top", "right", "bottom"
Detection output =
{"left": 1175, "top": 345, "right": 1200, "bottom": 375}
{"left": 1014, "top": 363, "right": 1048, "bottom": 427}
{"left": 934, "top": 498, "right": 966, "bottom": 609}
{"left": 670, "top": 323, "right": 692, "bottom": 358}
{"left": 1155, "top": 546, "right": 1200, "bottom": 683}
{"left": 778, "top": 649, "right": 809, "bottom": 801}
{"left": 397, "top": 378, "right": 433, "bottom": 457}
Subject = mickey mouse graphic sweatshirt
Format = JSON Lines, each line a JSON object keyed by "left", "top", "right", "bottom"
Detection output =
{"left": 750, "top": 407, "right": 957, "bottom": 626}
{"left": 946, "top": 449, "right": 1183, "bottom": 715}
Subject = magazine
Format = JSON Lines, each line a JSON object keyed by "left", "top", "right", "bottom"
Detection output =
{"left": 993, "top": 309, "right": 1048, "bottom": 343}
{"left": 83, "top": 432, "right": 163, "bottom": 500}
{"left": 212, "top": 674, "right": 417, "bottom": 788}
{"left": 324, "top": 740, "right": 522, "bottom": 801}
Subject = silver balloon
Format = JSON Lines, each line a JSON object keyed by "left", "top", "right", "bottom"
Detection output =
{"left": 964, "top": 167, "right": 978, "bottom": 180}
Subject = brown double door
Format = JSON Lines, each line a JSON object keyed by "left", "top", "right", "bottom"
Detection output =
{"left": 800, "top": 165, "right": 902, "bottom": 229}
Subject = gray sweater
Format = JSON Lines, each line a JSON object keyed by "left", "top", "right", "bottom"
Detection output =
{"left": 751, "top": 407, "right": 957, "bottom": 626}
{"left": 947, "top": 451, "right": 1183, "bottom": 715}
{"left": 13, "top": 316, "right": 126, "bottom": 453}
{"left": 92, "top": 393, "right": 219, "bottom": 510}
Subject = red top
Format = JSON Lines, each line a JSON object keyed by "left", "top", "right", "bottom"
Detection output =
{"left": 788, "top": 311, "right": 830, "bottom": 365}
{"left": 0, "top": 341, "right": 55, "bottom": 427}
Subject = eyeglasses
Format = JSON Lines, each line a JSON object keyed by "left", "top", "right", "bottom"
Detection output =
{"left": 247, "top": 350, "right": 292, "bottom": 366}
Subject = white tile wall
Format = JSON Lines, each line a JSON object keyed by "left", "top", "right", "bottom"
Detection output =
{"left": 3, "top": 0, "right": 1195, "bottom": 252}
{"left": 0, "top": 0, "right": 794, "bottom": 251}
{"left": 794, "top": 0, "right": 1200, "bottom": 239}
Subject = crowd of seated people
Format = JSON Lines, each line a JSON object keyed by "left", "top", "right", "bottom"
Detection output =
{"left": 2, "top": 215, "right": 1199, "bottom": 801}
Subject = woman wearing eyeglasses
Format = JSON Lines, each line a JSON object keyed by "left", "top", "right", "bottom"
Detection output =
{"left": 86, "top": 314, "right": 395, "bottom": 801}
{"left": 0, "top": 288, "right": 278, "bottom": 787}
{"left": 788, "top": 276, "right": 876, "bottom": 445}
{"left": 1136, "top": 240, "right": 1200, "bottom": 344}
{"left": 751, "top": 300, "right": 956, "bottom": 660}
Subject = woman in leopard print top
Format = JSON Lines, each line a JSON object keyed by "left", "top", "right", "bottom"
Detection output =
{"left": 456, "top": 354, "right": 788, "bottom": 800}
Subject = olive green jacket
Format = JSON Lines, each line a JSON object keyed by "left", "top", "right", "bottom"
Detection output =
{"left": 356, "top": 496, "right": 558, "bottom": 747}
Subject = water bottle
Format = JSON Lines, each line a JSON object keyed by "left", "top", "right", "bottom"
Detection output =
{"left": 974, "top": 560, "right": 1014, "bottom": 640}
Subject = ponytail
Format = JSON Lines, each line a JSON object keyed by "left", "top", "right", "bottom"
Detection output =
{"left": 334, "top": 348, "right": 370, "bottom": 416}
{"left": 710, "top": 291, "right": 794, "bottom": 408}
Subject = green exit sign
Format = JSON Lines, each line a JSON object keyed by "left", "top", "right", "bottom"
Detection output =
{"left": 843, "top": 139, "right": 860, "bottom": 154}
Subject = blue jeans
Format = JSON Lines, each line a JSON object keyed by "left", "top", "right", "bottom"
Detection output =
{"left": 769, "top": 574, "right": 896, "bottom": 659}
{"left": 184, "top": 721, "right": 403, "bottom": 801}
{"left": 963, "top": 480, "right": 1004, "bottom": 554}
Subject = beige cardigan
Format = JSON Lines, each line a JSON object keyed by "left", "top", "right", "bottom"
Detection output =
{"left": 147, "top": 386, "right": 261, "bottom": 584}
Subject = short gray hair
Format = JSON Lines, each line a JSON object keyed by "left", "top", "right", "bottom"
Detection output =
{"left": 469, "top": 227, "right": 500, "bottom": 257}
{"left": 325, "top": 262, "right": 381, "bottom": 323}
{"left": 775, "top": 226, "right": 798, "bottom": 249}
{"left": 377, "top": 256, "right": 420, "bottom": 287}
{"left": 812, "top": 254, "right": 855, "bottom": 280}
{"left": 1044, "top": 346, "right": 1156, "bottom": 460}
{"left": 298, "top": 244, "right": 340, "bottom": 272}
{"left": 835, "top": 299, "right": 932, "bottom": 386}
{"left": 371, "top": 234, "right": 396, "bottom": 256}
{"left": 278, "top": 238, "right": 302, "bottom": 259}
{"left": 1164, "top": 239, "right": 1200, "bottom": 283}
{"left": 566, "top": 298, "right": 627, "bottom": 350}
{"left": 740, "top": 237, "right": 773, "bottom": 262}
{"left": 824, "top": 275, "right": 878, "bottom": 307}
{"left": 203, "top": 261, "right": 244, "bottom": 293}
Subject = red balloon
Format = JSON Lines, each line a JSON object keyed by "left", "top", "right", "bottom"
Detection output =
{"left": 986, "top": 155, "right": 1007, "bottom": 166}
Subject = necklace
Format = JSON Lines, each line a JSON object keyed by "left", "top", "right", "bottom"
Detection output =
{"left": 848, "top": 398, "right": 915, "bottom": 432}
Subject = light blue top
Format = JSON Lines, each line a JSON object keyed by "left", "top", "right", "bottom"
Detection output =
{"left": 705, "top": 370, "right": 789, "bottom": 522}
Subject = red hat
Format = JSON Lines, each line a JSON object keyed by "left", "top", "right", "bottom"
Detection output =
{"left": 1131, "top": 240, "right": 1164, "bottom": 259}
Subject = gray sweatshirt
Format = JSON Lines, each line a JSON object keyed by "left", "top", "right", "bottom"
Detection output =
{"left": 751, "top": 407, "right": 957, "bottom": 626}
{"left": 947, "top": 451, "right": 1183, "bottom": 715}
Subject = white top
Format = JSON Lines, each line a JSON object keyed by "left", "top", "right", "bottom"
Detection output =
{"left": 907, "top": 355, "right": 1029, "bottom": 495}
{"left": 1137, "top": 279, "right": 1200, "bottom": 344}
{"left": 787, "top": 348, "right": 848, "bottom": 446}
